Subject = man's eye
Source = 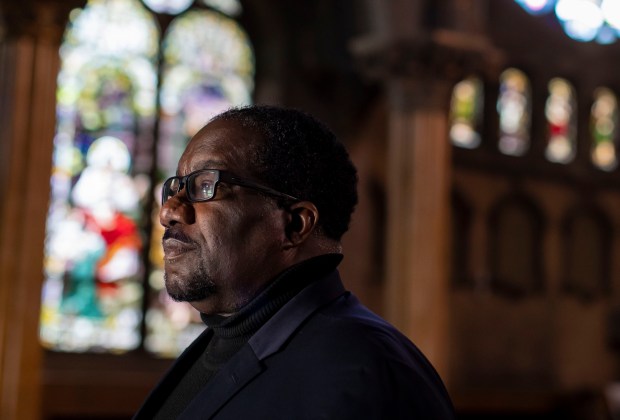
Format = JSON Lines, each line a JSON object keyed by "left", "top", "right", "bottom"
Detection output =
{"left": 200, "top": 182, "right": 214, "bottom": 196}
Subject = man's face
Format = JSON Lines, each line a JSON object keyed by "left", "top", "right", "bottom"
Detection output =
{"left": 159, "top": 118, "right": 289, "bottom": 315}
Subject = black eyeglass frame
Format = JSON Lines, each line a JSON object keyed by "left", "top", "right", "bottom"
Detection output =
{"left": 161, "top": 168, "right": 300, "bottom": 205}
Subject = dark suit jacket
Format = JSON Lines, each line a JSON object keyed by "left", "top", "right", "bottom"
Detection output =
{"left": 134, "top": 270, "right": 454, "bottom": 419}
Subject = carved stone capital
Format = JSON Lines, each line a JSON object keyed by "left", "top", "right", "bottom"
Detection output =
{"left": 351, "top": 29, "right": 505, "bottom": 85}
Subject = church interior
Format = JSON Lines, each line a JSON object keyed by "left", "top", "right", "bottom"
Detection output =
{"left": 2, "top": 0, "right": 620, "bottom": 418}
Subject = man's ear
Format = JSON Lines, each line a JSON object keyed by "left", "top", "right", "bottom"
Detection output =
{"left": 283, "top": 201, "right": 319, "bottom": 248}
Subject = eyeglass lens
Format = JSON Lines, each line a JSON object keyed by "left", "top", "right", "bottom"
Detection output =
{"left": 192, "top": 171, "right": 217, "bottom": 201}
{"left": 162, "top": 178, "right": 180, "bottom": 203}
{"left": 162, "top": 170, "right": 219, "bottom": 204}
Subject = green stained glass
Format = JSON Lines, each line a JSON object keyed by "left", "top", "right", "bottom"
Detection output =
{"left": 449, "top": 77, "right": 483, "bottom": 149}
{"left": 146, "top": 9, "right": 254, "bottom": 356}
{"left": 591, "top": 87, "right": 618, "bottom": 171}
{"left": 41, "top": 0, "right": 159, "bottom": 353}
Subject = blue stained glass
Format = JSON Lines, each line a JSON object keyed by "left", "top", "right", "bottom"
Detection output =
{"left": 516, "top": 0, "right": 555, "bottom": 15}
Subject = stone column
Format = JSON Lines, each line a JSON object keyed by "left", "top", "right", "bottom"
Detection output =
{"left": 383, "top": 75, "right": 453, "bottom": 378}
{"left": 351, "top": 0, "right": 502, "bottom": 383}
{"left": 0, "top": 1, "right": 84, "bottom": 418}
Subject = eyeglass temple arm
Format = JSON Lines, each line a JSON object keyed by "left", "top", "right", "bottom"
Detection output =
{"left": 227, "top": 176, "right": 300, "bottom": 202}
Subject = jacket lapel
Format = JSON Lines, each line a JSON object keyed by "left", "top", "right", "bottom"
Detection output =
{"left": 249, "top": 270, "right": 345, "bottom": 360}
{"left": 179, "top": 271, "right": 347, "bottom": 419}
{"left": 133, "top": 329, "right": 213, "bottom": 419}
{"left": 179, "top": 344, "right": 263, "bottom": 419}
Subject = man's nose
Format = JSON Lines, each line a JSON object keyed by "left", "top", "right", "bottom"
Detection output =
{"left": 160, "top": 193, "right": 195, "bottom": 227}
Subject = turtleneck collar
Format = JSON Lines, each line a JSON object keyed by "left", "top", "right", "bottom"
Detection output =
{"left": 200, "top": 253, "right": 343, "bottom": 339}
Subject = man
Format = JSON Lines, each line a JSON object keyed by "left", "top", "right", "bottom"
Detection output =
{"left": 134, "top": 105, "right": 454, "bottom": 419}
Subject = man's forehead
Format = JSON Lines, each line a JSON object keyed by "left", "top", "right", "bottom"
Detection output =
{"left": 176, "top": 158, "right": 225, "bottom": 176}
{"left": 177, "top": 120, "right": 261, "bottom": 175}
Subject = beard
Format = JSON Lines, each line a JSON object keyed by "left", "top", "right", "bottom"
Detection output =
{"left": 164, "top": 260, "right": 217, "bottom": 303}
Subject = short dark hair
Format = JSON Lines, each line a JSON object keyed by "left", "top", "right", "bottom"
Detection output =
{"left": 212, "top": 105, "right": 358, "bottom": 241}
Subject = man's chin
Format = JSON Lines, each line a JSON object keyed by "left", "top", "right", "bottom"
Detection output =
{"left": 163, "top": 271, "right": 216, "bottom": 303}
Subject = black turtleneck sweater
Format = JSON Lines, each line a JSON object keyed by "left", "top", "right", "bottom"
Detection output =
{"left": 153, "top": 254, "right": 343, "bottom": 419}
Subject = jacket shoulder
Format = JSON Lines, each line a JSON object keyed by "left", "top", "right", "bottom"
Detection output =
{"left": 258, "top": 292, "right": 455, "bottom": 419}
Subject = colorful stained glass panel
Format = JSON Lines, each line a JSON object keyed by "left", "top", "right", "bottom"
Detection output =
{"left": 449, "top": 77, "right": 483, "bottom": 149}
{"left": 498, "top": 68, "right": 531, "bottom": 156}
{"left": 41, "top": 0, "right": 158, "bottom": 353}
{"left": 545, "top": 78, "right": 577, "bottom": 164}
{"left": 591, "top": 87, "right": 618, "bottom": 171}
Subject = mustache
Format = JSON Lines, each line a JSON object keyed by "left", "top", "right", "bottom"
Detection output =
{"left": 162, "top": 227, "right": 194, "bottom": 244}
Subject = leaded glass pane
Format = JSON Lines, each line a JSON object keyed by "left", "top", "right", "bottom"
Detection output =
{"left": 41, "top": 0, "right": 159, "bottom": 352}
{"left": 545, "top": 78, "right": 577, "bottom": 164}
{"left": 449, "top": 77, "right": 483, "bottom": 149}
{"left": 498, "top": 68, "right": 531, "bottom": 156}
{"left": 145, "top": 9, "right": 254, "bottom": 356}
{"left": 591, "top": 87, "right": 618, "bottom": 171}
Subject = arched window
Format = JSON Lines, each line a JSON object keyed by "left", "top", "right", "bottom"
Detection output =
{"left": 489, "top": 195, "right": 544, "bottom": 297}
{"left": 562, "top": 207, "right": 611, "bottom": 299}
{"left": 545, "top": 78, "right": 577, "bottom": 164}
{"left": 449, "top": 76, "right": 484, "bottom": 149}
{"left": 41, "top": 0, "right": 254, "bottom": 356}
{"left": 497, "top": 68, "right": 531, "bottom": 156}
{"left": 591, "top": 87, "right": 618, "bottom": 171}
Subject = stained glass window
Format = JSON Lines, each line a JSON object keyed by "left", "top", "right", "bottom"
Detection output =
{"left": 516, "top": 0, "right": 620, "bottom": 45}
{"left": 41, "top": 0, "right": 158, "bottom": 352}
{"left": 591, "top": 87, "right": 618, "bottom": 171}
{"left": 449, "top": 77, "right": 484, "bottom": 149}
{"left": 545, "top": 78, "right": 577, "bottom": 164}
{"left": 157, "top": 9, "right": 254, "bottom": 176}
{"left": 41, "top": 0, "right": 254, "bottom": 356}
{"left": 498, "top": 68, "right": 531, "bottom": 156}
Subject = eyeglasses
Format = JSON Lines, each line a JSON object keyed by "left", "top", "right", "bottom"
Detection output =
{"left": 162, "top": 169, "right": 300, "bottom": 205}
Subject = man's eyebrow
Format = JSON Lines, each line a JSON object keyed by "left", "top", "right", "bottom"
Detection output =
{"left": 176, "top": 159, "right": 225, "bottom": 176}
